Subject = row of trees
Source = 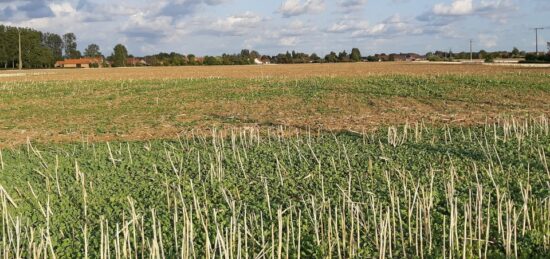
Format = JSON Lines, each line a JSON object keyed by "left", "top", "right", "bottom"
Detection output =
{"left": 139, "top": 48, "right": 363, "bottom": 66}
{"left": 523, "top": 53, "right": 550, "bottom": 63}
{"left": 0, "top": 25, "right": 59, "bottom": 68}
{"left": 426, "top": 47, "right": 529, "bottom": 62}
{"left": 0, "top": 25, "right": 99, "bottom": 69}
{"left": 3, "top": 24, "right": 545, "bottom": 69}
{"left": 143, "top": 49, "right": 263, "bottom": 66}
{"left": 0, "top": 24, "right": 132, "bottom": 69}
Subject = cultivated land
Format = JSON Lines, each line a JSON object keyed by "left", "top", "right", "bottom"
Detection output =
{"left": 0, "top": 63, "right": 549, "bottom": 258}
{"left": 1, "top": 63, "right": 549, "bottom": 147}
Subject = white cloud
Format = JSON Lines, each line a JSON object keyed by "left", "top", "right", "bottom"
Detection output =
{"left": 327, "top": 20, "right": 369, "bottom": 33}
{"left": 279, "top": 36, "right": 298, "bottom": 46}
{"left": 121, "top": 13, "right": 174, "bottom": 40}
{"left": 419, "top": 0, "right": 518, "bottom": 27}
{"left": 479, "top": 34, "right": 498, "bottom": 48}
{"left": 328, "top": 15, "right": 427, "bottom": 38}
{"left": 205, "top": 12, "right": 264, "bottom": 36}
{"left": 279, "top": 0, "right": 325, "bottom": 17}
{"left": 433, "top": 0, "right": 474, "bottom": 16}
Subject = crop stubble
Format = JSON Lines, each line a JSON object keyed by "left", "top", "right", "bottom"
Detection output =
{"left": 0, "top": 63, "right": 549, "bottom": 147}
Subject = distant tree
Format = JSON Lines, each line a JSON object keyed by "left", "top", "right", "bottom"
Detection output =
{"left": 285, "top": 51, "right": 293, "bottom": 63}
{"left": 325, "top": 52, "right": 338, "bottom": 63}
{"left": 250, "top": 50, "right": 260, "bottom": 60}
{"left": 484, "top": 53, "right": 495, "bottom": 63}
{"left": 350, "top": 48, "right": 361, "bottom": 62}
{"left": 187, "top": 54, "right": 196, "bottom": 65}
{"left": 511, "top": 47, "right": 520, "bottom": 57}
{"left": 42, "top": 33, "right": 63, "bottom": 61}
{"left": 366, "top": 56, "right": 378, "bottom": 62}
{"left": 338, "top": 51, "right": 350, "bottom": 62}
{"left": 310, "top": 53, "right": 321, "bottom": 63}
{"left": 84, "top": 44, "right": 102, "bottom": 58}
{"left": 62, "top": 33, "right": 80, "bottom": 58}
{"left": 204, "top": 56, "right": 221, "bottom": 65}
{"left": 240, "top": 49, "right": 250, "bottom": 59}
{"left": 478, "top": 50, "right": 487, "bottom": 59}
{"left": 111, "top": 44, "right": 128, "bottom": 67}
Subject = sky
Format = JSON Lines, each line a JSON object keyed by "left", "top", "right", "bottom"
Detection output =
{"left": 0, "top": 0, "right": 549, "bottom": 56}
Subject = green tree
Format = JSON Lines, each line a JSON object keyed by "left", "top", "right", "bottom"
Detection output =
{"left": 204, "top": 56, "right": 221, "bottom": 65}
{"left": 111, "top": 44, "right": 128, "bottom": 67}
{"left": 42, "top": 33, "right": 63, "bottom": 61}
{"left": 484, "top": 53, "right": 495, "bottom": 63}
{"left": 63, "top": 33, "right": 80, "bottom": 58}
{"left": 285, "top": 51, "right": 293, "bottom": 63}
{"left": 350, "top": 48, "right": 362, "bottom": 62}
{"left": 310, "top": 53, "right": 321, "bottom": 63}
{"left": 511, "top": 47, "right": 520, "bottom": 57}
{"left": 84, "top": 44, "right": 102, "bottom": 58}
{"left": 324, "top": 52, "right": 338, "bottom": 63}
{"left": 187, "top": 54, "right": 196, "bottom": 65}
{"left": 478, "top": 50, "right": 487, "bottom": 59}
{"left": 0, "top": 26, "right": 7, "bottom": 68}
{"left": 338, "top": 51, "right": 349, "bottom": 62}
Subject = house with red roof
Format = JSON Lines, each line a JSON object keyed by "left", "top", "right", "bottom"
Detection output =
{"left": 55, "top": 58, "right": 103, "bottom": 68}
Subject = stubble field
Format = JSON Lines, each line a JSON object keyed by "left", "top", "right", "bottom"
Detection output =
{"left": 0, "top": 63, "right": 549, "bottom": 258}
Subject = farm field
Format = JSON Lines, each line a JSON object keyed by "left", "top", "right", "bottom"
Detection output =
{"left": 0, "top": 63, "right": 549, "bottom": 258}
{"left": 1, "top": 63, "right": 550, "bottom": 147}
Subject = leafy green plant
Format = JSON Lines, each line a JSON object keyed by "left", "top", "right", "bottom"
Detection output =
{"left": 0, "top": 117, "right": 548, "bottom": 258}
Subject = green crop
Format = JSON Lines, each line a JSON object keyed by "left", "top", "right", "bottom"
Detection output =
{"left": 0, "top": 117, "right": 549, "bottom": 258}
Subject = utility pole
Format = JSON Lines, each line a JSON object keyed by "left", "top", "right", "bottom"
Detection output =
{"left": 533, "top": 27, "right": 544, "bottom": 55}
{"left": 18, "top": 28, "right": 22, "bottom": 70}
{"left": 470, "top": 39, "right": 473, "bottom": 61}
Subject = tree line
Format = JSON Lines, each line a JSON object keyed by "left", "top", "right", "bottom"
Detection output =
{"left": 142, "top": 48, "right": 363, "bottom": 66}
{"left": 0, "top": 25, "right": 61, "bottom": 69}
{"left": 3, "top": 24, "right": 548, "bottom": 69}
{"left": 0, "top": 25, "right": 134, "bottom": 69}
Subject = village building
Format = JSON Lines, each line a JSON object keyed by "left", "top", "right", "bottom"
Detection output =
{"left": 126, "top": 57, "right": 148, "bottom": 66}
{"left": 254, "top": 56, "right": 271, "bottom": 65}
{"left": 55, "top": 58, "right": 103, "bottom": 68}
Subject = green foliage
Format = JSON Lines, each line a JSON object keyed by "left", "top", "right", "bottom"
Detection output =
{"left": 0, "top": 25, "right": 61, "bottom": 68}
{"left": 111, "top": 44, "right": 128, "bottom": 67}
{"left": 522, "top": 53, "right": 550, "bottom": 63}
{"left": 0, "top": 74, "right": 549, "bottom": 257}
{"left": 63, "top": 33, "right": 80, "bottom": 59}
{"left": 484, "top": 53, "right": 495, "bottom": 63}
{"left": 84, "top": 43, "right": 102, "bottom": 58}
{"left": 203, "top": 55, "right": 222, "bottom": 65}
{"left": 324, "top": 51, "right": 338, "bottom": 63}
{"left": 350, "top": 48, "right": 362, "bottom": 62}
{"left": 0, "top": 121, "right": 549, "bottom": 257}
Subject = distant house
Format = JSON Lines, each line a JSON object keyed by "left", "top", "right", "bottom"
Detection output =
{"left": 55, "top": 58, "right": 103, "bottom": 68}
{"left": 126, "top": 57, "right": 148, "bottom": 66}
{"left": 254, "top": 56, "right": 271, "bottom": 65}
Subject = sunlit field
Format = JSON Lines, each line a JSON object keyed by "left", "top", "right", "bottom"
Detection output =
{"left": 0, "top": 63, "right": 549, "bottom": 258}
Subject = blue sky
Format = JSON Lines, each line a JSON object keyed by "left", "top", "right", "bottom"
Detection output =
{"left": 1, "top": 0, "right": 549, "bottom": 56}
